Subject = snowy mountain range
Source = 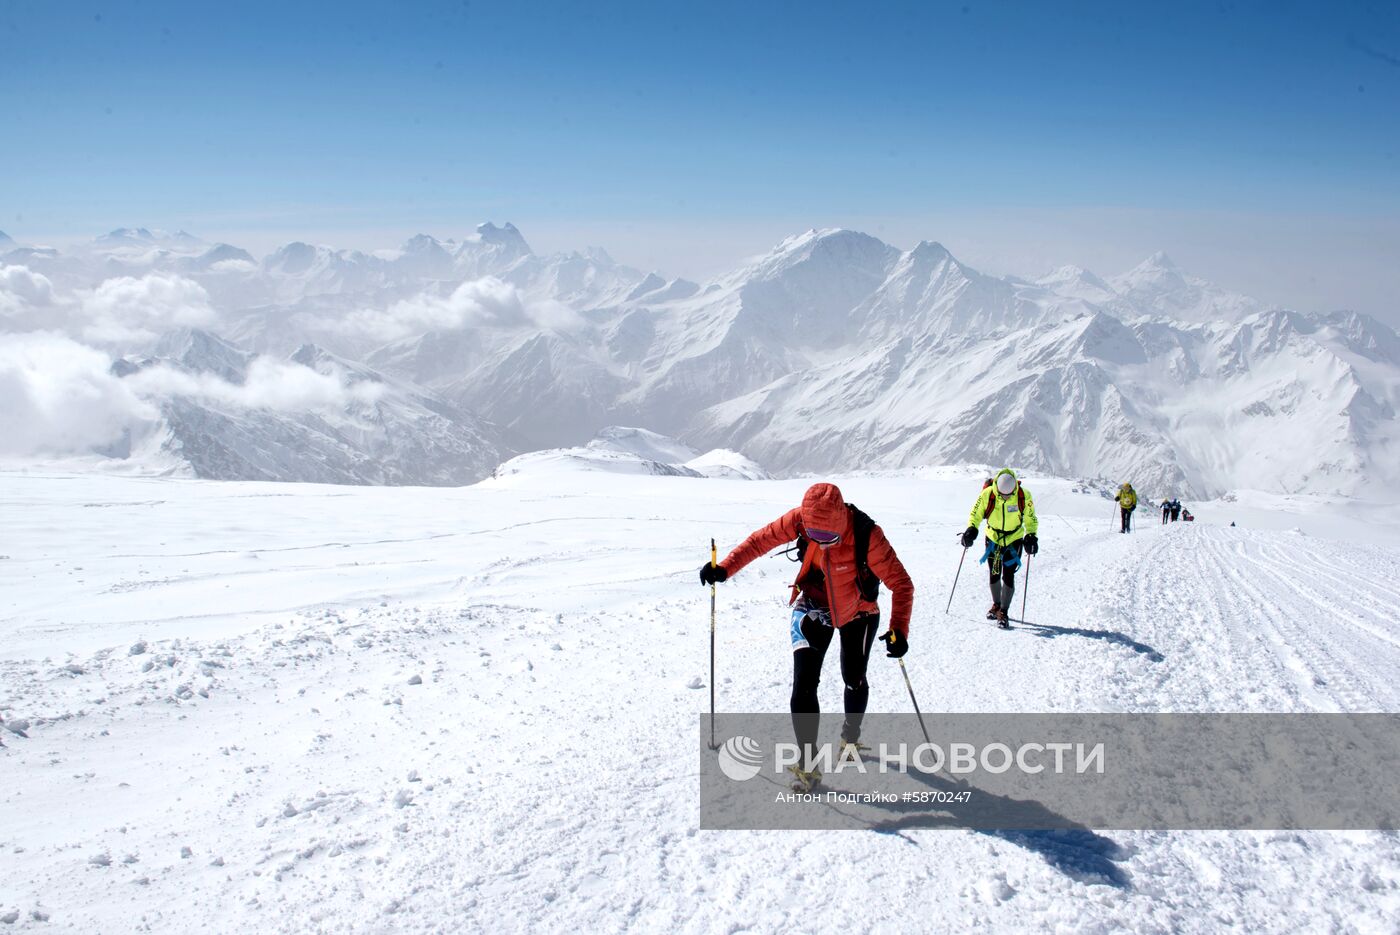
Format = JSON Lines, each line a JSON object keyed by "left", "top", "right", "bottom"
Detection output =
{"left": 3, "top": 224, "right": 1397, "bottom": 497}
{"left": 107, "top": 329, "right": 516, "bottom": 486}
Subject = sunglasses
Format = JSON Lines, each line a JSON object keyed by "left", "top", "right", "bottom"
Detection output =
{"left": 807, "top": 528, "right": 842, "bottom": 546}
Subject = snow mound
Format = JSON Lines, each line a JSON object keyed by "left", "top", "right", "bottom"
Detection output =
{"left": 586, "top": 426, "right": 698, "bottom": 464}
{"left": 684, "top": 448, "right": 771, "bottom": 479}
{"left": 490, "top": 447, "right": 703, "bottom": 479}
{"left": 495, "top": 428, "right": 771, "bottom": 480}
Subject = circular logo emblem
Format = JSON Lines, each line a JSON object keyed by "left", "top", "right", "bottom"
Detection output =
{"left": 717, "top": 735, "right": 763, "bottom": 782}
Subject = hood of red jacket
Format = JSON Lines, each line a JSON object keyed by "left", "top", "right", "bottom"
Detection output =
{"left": 801, "top": 483, "right": 849, "bottom": 537}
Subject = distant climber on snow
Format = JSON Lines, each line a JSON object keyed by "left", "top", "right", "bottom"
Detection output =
{"left": 1115, "top": 483, "right": 1138, "bottom": 533}
{"left": 1170, "top": 498, "right": 1182, "bottom": 522}
{"left": 1161, "top": 498, "right": 1171, "bottom": 525}
{"left": 961, "top": 468, "right": 1038, "bottom": 628}
{"left": 699, "top": 482, "right": 915, "bottom": 793}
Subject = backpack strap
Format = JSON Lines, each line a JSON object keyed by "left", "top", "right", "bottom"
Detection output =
{"left": 846, "top": 503, "right": 880, "bottom": 602}
{"left": 789, "top": 539, "right": 820, "bottom": 606}
{"left": 852, "top": 508, "right": 872, "bottom": 569}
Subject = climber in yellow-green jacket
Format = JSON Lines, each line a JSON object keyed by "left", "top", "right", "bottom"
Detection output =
{"left": 1115, "top": 483, "right": 1138, "bottom": 534}
{"left": 960, "top": 468, "right": 1038, "bottom": 627}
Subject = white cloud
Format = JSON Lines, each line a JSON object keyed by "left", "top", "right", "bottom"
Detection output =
{"left": 336, "top": 276, "right": 579, "bottom": 342}
{"left": 0, "top": 265, "right": 57, "bottom": 322}
{"left": 2, "top": 267, "right": 220, "bottom": 351}
{"left": 0, "top": 260, "right": 384, "bottom": 459}
{"left": 0, "top": 332, "right": 157, "bottom": 457}
{"left": 77, "top": 273, "right": 217, "bottom": 346}
{"left": 0, "top": 328, "right": 384, "bottom": 458}
{"left": 209, "top": 258, "right": 258, "bottom": 274}
{"left": 124, "top": 357, "right": 384, "bottom": 414}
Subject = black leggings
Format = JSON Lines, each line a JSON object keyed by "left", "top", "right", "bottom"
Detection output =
{"left": 1121, "top": 507, "right": 1134, "bottom": 532}
{"left": 987, "top": 539, "right": 1024, "bottom": 609}
{"left": 791, "top": 612, "right": 879, "bottom": 758}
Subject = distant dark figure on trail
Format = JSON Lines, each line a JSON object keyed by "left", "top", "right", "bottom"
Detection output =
{"left": 1115, "top": 483, "right": 1137, "bottom": 533}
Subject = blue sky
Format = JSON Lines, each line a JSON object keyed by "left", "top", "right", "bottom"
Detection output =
{"left": 3, "top": 0, "right": 1399, "bottom": 316}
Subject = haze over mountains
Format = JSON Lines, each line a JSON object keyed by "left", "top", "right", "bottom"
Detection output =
{"left": 2, "top": 224, "right": 1396, "bottom": 498}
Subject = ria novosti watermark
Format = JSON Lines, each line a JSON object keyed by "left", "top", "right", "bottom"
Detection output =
{"left": 723, "top": 735, "right": 1104, "bottom": 780}
{"left": 700, "top": 713, "right": 1400, "bottom": 830}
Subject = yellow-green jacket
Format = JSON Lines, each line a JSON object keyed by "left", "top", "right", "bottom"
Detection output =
{"left": 968, "top": 468, "right": 1038, "bottom": 546}
{"left": 1116, "top": 486, "right": 1137, "bottom": 510}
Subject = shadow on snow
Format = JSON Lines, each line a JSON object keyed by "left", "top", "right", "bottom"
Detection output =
{"left": 858, "top": 768, "right": 1133, "bottom": 888}
{"left": 1015, "top": 620, "right": 1165, "bottom": 663}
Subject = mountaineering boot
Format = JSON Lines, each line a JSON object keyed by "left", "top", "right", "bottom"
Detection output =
{"left": 986, "top": 603, "right": 1001, "bottom": 620}
{"left": 787, "top": 766, "right": 823, "bottom": 793}
{"left": 995, "top": 605, "right": 1010, "bottom": 628}
{"left": 839, "top": 737, "right": 870, "bottom": 759}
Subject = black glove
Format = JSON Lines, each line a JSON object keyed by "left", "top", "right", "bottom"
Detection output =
{"left": 1023, "top": 533, "right": 1039, "bottom": 556}
{"left": 880, "top": 629, "right": 908, "bottom": 658}
{"left": 960, "top": 526, "right": 979, "bottom": 549}
{"left": 699, "top": 563, "right": 728, "bottom": 585}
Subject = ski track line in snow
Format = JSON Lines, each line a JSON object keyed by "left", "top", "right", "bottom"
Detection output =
{"left": 1003, "top": 523, "right": 1400, "bottom": 713}
{"left": 71, "top": 515, "right": 752, "bottom": 564}
{"left": 83, "top": 557, "right": 443, "bottom": 593}
{"left": 1106, "top": 527, "right": 1292, "bottom": 712}
{"left": 95, "top": 533, "right": 463, "bottom": 561}
{"left": 1201, "top": 534, "right": 1384, "bottom": 713}
{"left": 1246, "top": 539, "right": 1400, "bottom": 655}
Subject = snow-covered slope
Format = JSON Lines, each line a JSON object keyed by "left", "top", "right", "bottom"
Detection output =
{"left": 1, "top": 467, "right": 1398, "bottom": 931}
{"left": 1035, "top": 264, "right": 1119, "bottom": 306}
{"left": 1111, "top": 252, "right": 1262, "bottom": 323}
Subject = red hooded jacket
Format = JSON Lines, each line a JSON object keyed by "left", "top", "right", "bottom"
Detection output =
{"left": 719, "top": 483, "right": 915, "bottom": 635}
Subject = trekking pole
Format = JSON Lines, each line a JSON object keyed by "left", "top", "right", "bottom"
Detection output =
{"left": 944, "top": 540, "right": 968, "bottom": 615}
{"left": 1109, "top": 502, "right": 1117, "bottom": 532}
{"left": 897, "top": 659, "right": 932, "bottom": 744}
{"left": 1020, "top": 553, "right": 1031, "bottom": 625}
{"left": 708, "top": 538, "right": 718, "bottom": 750}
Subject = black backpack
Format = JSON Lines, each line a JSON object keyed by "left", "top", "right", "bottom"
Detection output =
{"left": 792, "top": 503, "right": 881, "bottom": 602}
